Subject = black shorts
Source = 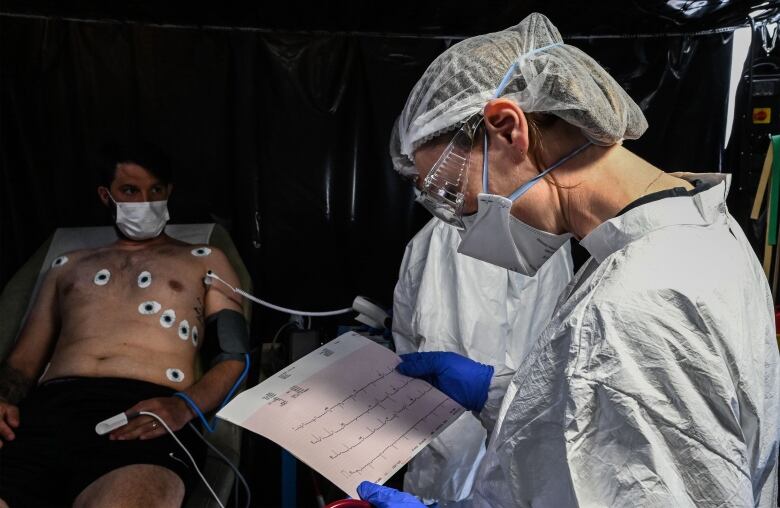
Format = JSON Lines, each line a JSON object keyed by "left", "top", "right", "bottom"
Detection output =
{"left": 0, "top": 377, "right": 207, "bottom": 507}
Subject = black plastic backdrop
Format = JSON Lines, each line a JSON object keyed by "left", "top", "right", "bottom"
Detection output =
{"left": 0, "top": 19, "right": 446, "bottom": 329}
{"left": 1, "top": 0, "right": 777, "bottom": 38}
{"left": 0, "top": 15, "right": 748, "bottom": 326}
{"left": 1, "top": 6, "right": 777, "bottom": 506}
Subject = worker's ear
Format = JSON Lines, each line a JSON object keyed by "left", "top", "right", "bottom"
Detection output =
{"left": 483, "top": 99, "right": 529, "bottom": 162}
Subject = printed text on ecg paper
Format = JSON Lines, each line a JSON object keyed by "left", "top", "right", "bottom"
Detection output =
{"left": 217, "top": 332, "right": 464, "bottom": 497}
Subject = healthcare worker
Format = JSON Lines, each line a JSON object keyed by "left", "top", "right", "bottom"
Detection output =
{"left": 393, "top": 217, "right": 572, "bottom": 502}
{"left": 359, "top": 12, "right": 780, "bottom": 507}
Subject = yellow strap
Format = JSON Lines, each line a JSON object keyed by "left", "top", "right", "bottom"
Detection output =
{"left": 752, "top": 143, "right": 775, "bottom": 220}
{"left": 764, "top": 241, "right": 773, "bottom": 277}
{"left": 774, "top": 233, "right": 780, "bottom": 298}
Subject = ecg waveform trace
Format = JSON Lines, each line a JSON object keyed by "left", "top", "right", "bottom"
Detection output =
{"left": 325, "top": 383, "right": 433, "bottom": 458}
{"left": 342, "top": 398, "right": 457, "bottom": 478}
{"left": 292, "top": 365, "right": 396, "bottom": 431}
{"left": 218, "top": 333, "right": 464, "bottom": 499}
{"left": 309, "top": 376, "right": 417, "bottom": 445}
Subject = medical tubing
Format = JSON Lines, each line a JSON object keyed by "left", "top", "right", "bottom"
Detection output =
{"left": 175, "top": 392, "right": 216, "bottom": 433}
{"left": 188, "top": 422, "right": 251, "bottom": 508}
{"left": 138, "top": 411, "right": 225, "bottom": 508}
{"left": 272, "top": 321, "right": 298, "bottom": 345}
{"left": 219, "top": 353, "right": 251, "bottom": 410}
{"left": 174, "top": 353, "right": 251, "bottom": 433}
{"left": 207, "top": 271, "right": 353, "bottom": 317}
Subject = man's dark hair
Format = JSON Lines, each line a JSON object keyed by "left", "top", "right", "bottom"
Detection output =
{"left": 97, "top": 141, "right": 173, "bottom": 187}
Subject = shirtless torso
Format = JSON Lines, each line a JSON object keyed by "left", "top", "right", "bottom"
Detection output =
{"left": 0, "top": 160, "right": 249, "bottom": 508}
{"left": 16, "top": 234, "right": 242, "bottom": 390}
{"left": 0, "top": 232, "right": 245, "bottom": 508}
{"left": 41, "top": 239, "right": 223, "bottom": 387}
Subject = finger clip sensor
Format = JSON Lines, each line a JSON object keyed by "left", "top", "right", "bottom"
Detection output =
{"left": 95, "top": 412, "right": 129, "bottom": 435}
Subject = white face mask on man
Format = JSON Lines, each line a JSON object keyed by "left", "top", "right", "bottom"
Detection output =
{"left": 106, "top": 192, "right": 170, "bottom": 240}
{"left": 457, "top": 130, "right": 590, "bottom": 276}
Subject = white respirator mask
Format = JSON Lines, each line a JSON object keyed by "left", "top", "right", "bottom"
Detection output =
{"left": 106, "top": 192, "right": 169, "bottom": 240}
{"left": 457, "top": 130, "right": 590, "bottom": 276}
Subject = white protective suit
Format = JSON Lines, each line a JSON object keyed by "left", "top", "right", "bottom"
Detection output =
{"left": 393, "top": 218, "right": 573, "bottom": 502}
{"left": 387, "top": 12, "right": 778, "bottom": 506}
{"left": 468, "top": 173, "right": 780, "bottom": 507}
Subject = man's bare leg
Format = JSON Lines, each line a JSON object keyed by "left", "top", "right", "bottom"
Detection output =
{"left": 72, "top": 464, "right": 185, "bottom": 508}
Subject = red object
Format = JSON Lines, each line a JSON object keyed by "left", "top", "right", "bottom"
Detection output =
{"left": 775, "top": 307, "right": 780, "bottom": 331}
{"left": 324, "top": 500, "right": 372, "bottom": 508}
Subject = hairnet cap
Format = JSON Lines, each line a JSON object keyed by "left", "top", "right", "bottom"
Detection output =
{"left": 390, "top": 12, "right": 648, "bottom": 176}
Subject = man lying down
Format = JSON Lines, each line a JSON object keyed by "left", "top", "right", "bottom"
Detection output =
{"left": 0, "top": 145, "right": 247, "bottom": 507}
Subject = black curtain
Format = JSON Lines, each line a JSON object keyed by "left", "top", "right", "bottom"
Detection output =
{"left": 0, "top": 11, "right": 765, "bottom": 506}
{"left": 0, "top": 18, "right": 443, "bottom": 318}
{"left": 0, "top": 16, "right": 743, "bottom": 313}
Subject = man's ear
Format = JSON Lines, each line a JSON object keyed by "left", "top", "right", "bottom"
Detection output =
{"left": 166, "top": 183, "right": 173, "bottom": 198}
{"left": 97, "top": 186, "right": 111, "bottom": 207}
{"left": 483, "top": 99, "right": 529, "bottom": 160}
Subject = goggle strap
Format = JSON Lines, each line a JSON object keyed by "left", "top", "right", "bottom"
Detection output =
{"left": 494, "top": 62, "right": 519, "bottom": 98}
{"left": 494, "top": 43, "right": 563, "bottom": 98}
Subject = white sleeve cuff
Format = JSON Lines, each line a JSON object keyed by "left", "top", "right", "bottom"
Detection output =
{"left": 475, "top": 366, "right": 514, "bottom": 434}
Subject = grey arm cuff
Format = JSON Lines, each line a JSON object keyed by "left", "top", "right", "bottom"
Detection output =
{"left": 210, "top": 352, "right": 246, "bottom": 367}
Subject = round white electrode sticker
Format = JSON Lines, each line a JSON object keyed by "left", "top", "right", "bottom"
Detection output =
{"left": 52, "top": 256, "right": 69, "bottom": 268}
{"left": 94, "top": 269, "right": 111, "bottom": 286}
{"left": 138, "top": 301, "right": 161, "bottom": 315}
{"left": 178, "top": 320, "right": 190, "bottom": 340}
{"left": 191, "top": 247, "right": 212, "bottom": 257}
{"left": 160, "top": 309, "right": 176, "bottom": 328}
{"left": 138, "top": 271, "right": 152, "bottom": 288}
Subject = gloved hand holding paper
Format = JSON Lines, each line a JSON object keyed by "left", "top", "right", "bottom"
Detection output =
{"left": 217, "top": 332, "right": 465, "bottom": 498}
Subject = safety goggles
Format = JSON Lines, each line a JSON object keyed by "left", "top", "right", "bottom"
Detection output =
{"left": 415, "top": 113, "right": 483, "bottom": 229}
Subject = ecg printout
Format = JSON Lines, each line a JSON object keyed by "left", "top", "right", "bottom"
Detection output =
{"left": 217, "top": 332, "right": 465, "bottom": 497}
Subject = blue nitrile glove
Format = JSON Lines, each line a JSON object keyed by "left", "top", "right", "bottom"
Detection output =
{"left": 397, "top": 352, "right": 493, "bottom": 412}
{"left": 358, "top": 481, "right": 430, "bottom": 507}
